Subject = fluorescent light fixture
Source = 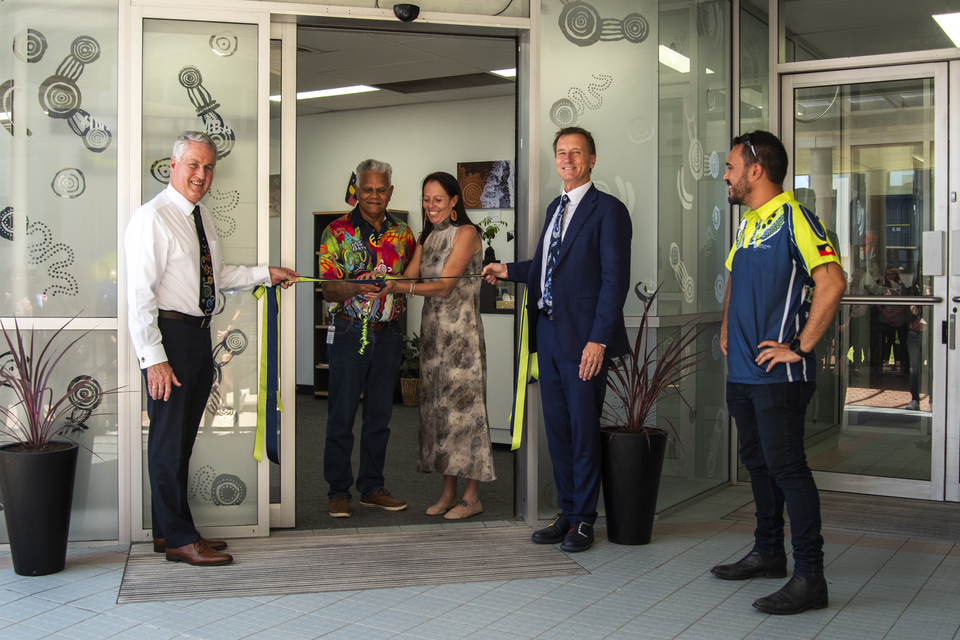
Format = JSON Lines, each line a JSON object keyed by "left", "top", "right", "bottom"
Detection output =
{"left": 934, "top": 13, "right": 960, "bottom": 47}
{"left": 269, "top": 85, "right": 379, "bottom": 102}
{"left": 658, "top": 45, "right": 690, "bottom": 73}
{"left": 491, "top": 68, "right": 516, "bottom": 78}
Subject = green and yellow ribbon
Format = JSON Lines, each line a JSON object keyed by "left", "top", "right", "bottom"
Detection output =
{"left": 508, "top": 289, "right": 538, "bottom": 450}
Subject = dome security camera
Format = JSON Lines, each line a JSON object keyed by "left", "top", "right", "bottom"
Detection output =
{"left": 393, "top": 4, "right": 420, "bottom": 22}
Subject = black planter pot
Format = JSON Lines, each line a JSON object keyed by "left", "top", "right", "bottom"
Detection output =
{"left": 0, "top": 442, "right": 79, "bottom": 576}
{"left": 600, "top": 428, "right": 668, "bottom": 545}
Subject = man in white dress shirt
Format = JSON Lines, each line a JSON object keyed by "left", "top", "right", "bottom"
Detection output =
{"left": 125, "top": 132, "right": 298, "bottom": 566}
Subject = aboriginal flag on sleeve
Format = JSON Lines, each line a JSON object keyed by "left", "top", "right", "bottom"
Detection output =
{"left": 345, "top": 172, "right": 358, "bottom": 206}
{"left": 817, "top": 243, "right": 837, "bottom": 257}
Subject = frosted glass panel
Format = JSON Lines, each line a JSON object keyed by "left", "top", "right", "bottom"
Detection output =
{"left": 0, "top": 329, "right": 119, "bottom": 541}
{"left": 658, "top": 0, "right": 731, "bottom": 317}
{"left": 254, "top": 0, "right": 528, "bottom": 18}
{"left": 140, "top": 19, "right": 260, "bottom": 530}
{"left": 0, "top": 0, "right": 119, "bottom": 318}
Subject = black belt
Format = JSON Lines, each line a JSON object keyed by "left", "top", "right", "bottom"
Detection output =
{"left": 158, "top": 309, "right": 212, "bottom": 329}
{"left": 335, "top": 312, "right": 399, "bottom": 333}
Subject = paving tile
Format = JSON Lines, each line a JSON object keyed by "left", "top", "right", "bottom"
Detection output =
{"left": 228, "top": 603, "right": 304, "bottom": 627}
{"left": 271, "top": 593, "right": 344, "bottom": 614}
{"left": 400, "top": 617, "right": 480, "bottom": 640}
{"left": 676, "top": 622, "right": 751, "bottom": 640}
{"left": 0, "top": 596, "right": 62, "bottom": 623}
{"left": 468, "top": 589, "right": 536, "bottom": 613}
{"left": 346, "top": 588, "right": 414, "bottom": 608}
{"left": 388, "top": 593, "right": 461, "bottom": 618}
{"left": 539, "top": 584, "right": 608, "bottom": 607}
{"left": 4, "top": 577, "right": 70, "bottom": 597}
{"left": 535, "top": 618, "right": 614, "bottom": 639}
{"left": 514, "top": 596, "right": 579, "bottom": 621}
{"left": 147, "top": 607, "right": 226, "bottom": 633}
{"left": 620, "top": 613, "right": 694, "bottom": 638}
{"left": 107, "top": 625, "right": 180, "bottom": 640}
{"left": 56, "top": 614, "right": 138, "bottom": 640}
{"left": 436, "top": 604, "right": 508, "bottom": 628}
{"left": 103, "top": 601, "right": 183, "bottom": 623}
{"left": 358, "top": 608, "right": 430, "bottom": 633}
{"left": 188, "top": 617, "right": 267, "bottom": 640}
{"left": 0, "top": 587, "right": 27, "bottom": 606}
{"left": 311, "top": 599, "right": 383, "bottom": 623}
{"left": 423, "top": 582, "right": 496, "bottom": 604}
{"left": 460, "top": 628, "right": 527, "bottom": 640}
{"left": 0, "top": 623, "right": 53, "bottom": 640}
{"left": 317, "top": 623, "right": 398, "bottom": 640}
{"left": 276, "top": 612, "right": 347, "bottom": 637}
{"left": 497, "top": 579, "right": 561, "bottom": 598}
{"left": 67, "top": 592, "right": 121, "bottom": 614}
{"left": 239, "top": 629, "right": 308, "bottom": 640}
{"left": 32, "top": 584, "right": 104, "bottom": 606}
{"left": 18, "top": 604, "right": 97, "bottom": 633}
{"left": 486, "top": 611, "right": 559, "bottom": 637}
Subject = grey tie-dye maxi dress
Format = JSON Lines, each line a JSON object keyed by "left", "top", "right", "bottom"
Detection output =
{"left": 416, "top": 219, "right": 496, "bottom": 482}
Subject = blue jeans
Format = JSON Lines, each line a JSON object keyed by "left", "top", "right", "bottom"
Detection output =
{"left": 324, "top": 317, "right": 403, "bottom": 498}
{"left": 727, "top": 381, "right": 824, "bottom": 578}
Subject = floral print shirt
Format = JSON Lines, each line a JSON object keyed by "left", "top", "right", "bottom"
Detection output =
{"left": 318, "top": 208, "right": 415, "bottom": 322}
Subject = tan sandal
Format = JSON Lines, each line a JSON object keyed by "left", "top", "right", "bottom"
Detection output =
{"left": 426, "top": 495, "right": 460, "bottom": 516}
{"left": 444, "top": 499, "right": 483, "bottom": 520}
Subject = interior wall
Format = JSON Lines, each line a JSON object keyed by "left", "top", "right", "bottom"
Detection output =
{"left": 293, "top": 95, "right": 517, "bottom": 439}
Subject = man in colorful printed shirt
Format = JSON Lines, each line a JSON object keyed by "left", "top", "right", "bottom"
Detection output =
{"left": 319, "top": 159, "right": 416, "bottom": 518}
{"left": 710, "top": 131, "right": 846, "bottom": 615}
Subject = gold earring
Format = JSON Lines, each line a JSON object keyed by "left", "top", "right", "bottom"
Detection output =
{"left": 452, "top": 210, "right": 458, "bottom": 222}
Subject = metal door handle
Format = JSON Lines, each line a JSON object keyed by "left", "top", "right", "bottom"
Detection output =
{"left": 951, "top": 313, "right": 957, "bottom": 351}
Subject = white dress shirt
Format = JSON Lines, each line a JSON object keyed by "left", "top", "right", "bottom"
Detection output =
{"left": 125, "top": 184, "right": 270, "bottom": 369}
{"left": 539, "top": 180, "right": 593, "bottom": 307}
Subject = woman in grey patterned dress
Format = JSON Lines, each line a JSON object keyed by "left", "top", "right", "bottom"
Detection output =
{"left": 368, "top": 172, "right": 495, "bottom": 519}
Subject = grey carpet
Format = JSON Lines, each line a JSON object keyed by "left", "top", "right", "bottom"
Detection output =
{"left": 722, "top": 491, "right": 960, "bottom": 542}
{"left": 288, "top": 394, "right": 517, "bottom": 530}
{"left": 118, "top": 527, "right": 587, "bottom": 603}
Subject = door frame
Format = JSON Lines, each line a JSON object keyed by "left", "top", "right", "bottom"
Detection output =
{"left": 781, "top": 63, "right": 951, "bottom": 502}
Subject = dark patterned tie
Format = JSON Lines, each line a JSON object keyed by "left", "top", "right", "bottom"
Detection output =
{"left": 542, "top": 195, "right": 568, "bottom": 317}
{"left": 192, "top": 205, "right": 215, "bottom": 316}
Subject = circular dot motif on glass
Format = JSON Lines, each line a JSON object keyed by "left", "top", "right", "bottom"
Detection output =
{"left": 689, "top": 138, "right": 704, "bottom": 180}
{"left": 68, "top": 375, "right": 103, "bottom": 411}
{"left": 39, "top": 76, "right": 81, "bottom": 119}
{"left": 714, "top": 273, "right": 726, "bottom": 303}
{"left": 209, "top": 32, "right": 238, "bottom": 57}
{"left": 621, "top": 13, "right": 649, "bottom": 43}
{"left": 709, "top": 151, "right": 720, "bottom": 178}
{"left": 70, "top": 36, "right": 100, "bottom": 65}
{"left": 13, "top": 29, "right": 47, "bottom": 63}
{"left": 711, "top": 334, "right": 722, "bottom": 360}
{"left": 713, "top": 206, "right": 721, "bottom": 230}
{"left": 0, "top": 207, "right": 13, "bottom": 241}
{"left": 211, "top": 474, "right": 247, "bottom": 506}
{"left": 223, "top": 329, "right": 248, "bottom": 355}
{"left": 559, "top": 2, "right": 602, "bottom": 47}
{"left": 178, "top": 66, "right": 203, "bottom": 89}
{"left": 151, "top": 158, "right": 171, "bottom": 184}
{"left": 51, "top": 168, "right": 85, "bottom": 198}
{"left": 549, "top": 98, "right": 578, "bottom": 128}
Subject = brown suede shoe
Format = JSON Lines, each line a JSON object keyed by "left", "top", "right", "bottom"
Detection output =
{"left": 360, "top": 488, "right": 408, "bottom": 511}
{"left": 165, "top": 541, "right": 233, "bottom": 566}
{"left": 328, "top": 494, "right": 352, "bottom": 518}
{"left": 153, "top": 537, "right": 228, "bottom": 553}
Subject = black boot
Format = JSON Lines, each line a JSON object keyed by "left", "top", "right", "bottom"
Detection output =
{"left": 753, "top": 576, "right": 829, "bottom": 615}
{"left": 710, "top": 550, "right": 787, "bottom": 580}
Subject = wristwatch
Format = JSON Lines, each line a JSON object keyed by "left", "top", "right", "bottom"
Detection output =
{"left": 789, "top": 337, "right": 811, "bottom": 357}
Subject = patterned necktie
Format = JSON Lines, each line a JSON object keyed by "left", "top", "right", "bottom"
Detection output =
{"left": 542, "top": 194, "right": 569, "bottom": 317}
{"left": 192, "top": 205, "right": 215, "bottom": 316}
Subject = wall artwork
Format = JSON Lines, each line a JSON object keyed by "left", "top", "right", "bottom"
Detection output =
{"left": 456, "top": 160, "right": 514, "bottom": 209}
{"left": 558, "top": 0, "right": 649, "bottom": 47}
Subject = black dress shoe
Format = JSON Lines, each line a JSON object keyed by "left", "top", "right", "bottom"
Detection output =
{"left": 753, "top": 576, "right": 829, "bottom": 615}
{"left": 710, "top": 550, "right": 787, "bottom": 580}
{"left": 531, "top": 513, "right": 569, "bottom": 544}
{"left": 560, "top": 522, "right": 594, "bottom": 553}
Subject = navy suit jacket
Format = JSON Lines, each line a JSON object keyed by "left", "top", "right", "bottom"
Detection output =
{"left": 507, "top": 185, "right": 632, "bottom": 363}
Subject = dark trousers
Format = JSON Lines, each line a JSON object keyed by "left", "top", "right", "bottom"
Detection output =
{"left": 144, "top": 317, "right": 213, "bottom": 549}
{"left": 727, "top": 381, "right": 823, "bottom": 578}
{"left": 324, "top": 317, "right": 403, "bottom": 498}
{"left": 536, "top": 314, "right": 609, "bottom": 526}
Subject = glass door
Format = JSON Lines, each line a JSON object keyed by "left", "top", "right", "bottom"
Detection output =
{"left": 781, "top": 64, "right": 949, "bottom": 501}
{"left": 947, "top": 62, "right": 960, "bottom": 504}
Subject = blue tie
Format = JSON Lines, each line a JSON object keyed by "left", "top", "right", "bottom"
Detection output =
{"left": 542, "top": 195, "right": 569, "bottom": 317}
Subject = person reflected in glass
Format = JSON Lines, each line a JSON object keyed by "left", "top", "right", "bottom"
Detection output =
{"left": 367, "top": 172, "right": 495, "bottom": 519}
{"left": 878, "top": 265, "right": 912, "bottom": 377}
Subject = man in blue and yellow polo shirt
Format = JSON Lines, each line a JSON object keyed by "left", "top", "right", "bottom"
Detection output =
{"left": 711, "top": 131, "right": 846, "bottom": 615}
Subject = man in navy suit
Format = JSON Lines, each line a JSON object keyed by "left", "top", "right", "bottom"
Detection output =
{"left": 482, "top": 127, "right": 632, "bottom": 552}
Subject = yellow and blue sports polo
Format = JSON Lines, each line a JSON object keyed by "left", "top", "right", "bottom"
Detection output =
{"left": 725, "top": 191, "right": 841, "bottom": 384}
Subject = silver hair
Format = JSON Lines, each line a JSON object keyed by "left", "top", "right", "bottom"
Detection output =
{"left": 172, "top": 132, "right": 218, "bottom": 164}
{"left": 355, "top": 159, "right": 392, "bottom": 185}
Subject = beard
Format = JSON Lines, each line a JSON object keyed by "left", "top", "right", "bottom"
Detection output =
{"left": 727, "top": 176, "right": 750, "bottom": 206}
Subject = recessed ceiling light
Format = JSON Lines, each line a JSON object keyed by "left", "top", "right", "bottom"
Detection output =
{"left": 658, "top": 45, "right": 690, "bottom": 73}
{"left": 934, "top": 13, "right": 960, "bottom": 47}
{"left": 269, "top": 85, "right": 379, "bottom": 102}
{"left": 490, "top": 68, "right": 516, "bottom": 78}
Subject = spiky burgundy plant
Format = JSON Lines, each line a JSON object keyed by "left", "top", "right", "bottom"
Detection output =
{"left": 604, "top": 284, "right": 707, "bottom": 440}
{"left": 0, "top": 316, "right": 101, "bottom": 449}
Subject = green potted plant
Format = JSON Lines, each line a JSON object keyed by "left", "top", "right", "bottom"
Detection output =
{"left": 477, "top": 216, "right": 509, "bottom": 265}
{"left": 0, "top": 317, "right": 112, "bottom": 576}
{"left": 399, "top": 332, "right": 420, "bottom": 407}
{"left": 602, "top": 285, "right": 706, "bottom": 545}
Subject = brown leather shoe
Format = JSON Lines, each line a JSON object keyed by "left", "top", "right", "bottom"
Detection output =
{"left": 359, "top": 488, "right": 407, "bottom": 511}
{"left": 153, "top": 537, "right": 228, "bottom": 553}
{"left": 165, "top": 541, "right": 233, "bottom": 566}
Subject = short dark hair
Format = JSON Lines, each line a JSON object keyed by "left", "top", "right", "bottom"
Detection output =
{"left": 552, "top": 127, "right": 597, "bottom": 156}
{"left": 732, "top": 130, "right": 788, "bottom": 185}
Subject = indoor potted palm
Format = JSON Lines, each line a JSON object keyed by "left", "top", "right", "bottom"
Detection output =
{"left": 399, "top": 332, "right": 420, "bottom": 407}
{"left": 602, "top": 286, "right": 706, "bottom": 545}
{"left": 0, "top": 317, "right": 111, "bottom": 576}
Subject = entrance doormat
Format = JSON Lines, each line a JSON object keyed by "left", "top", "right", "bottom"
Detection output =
{"left": 722, "top": 491, "right": 960, "bottom": 542}
{"left": 118, "top": 526, "right": 588, "bottom": 603}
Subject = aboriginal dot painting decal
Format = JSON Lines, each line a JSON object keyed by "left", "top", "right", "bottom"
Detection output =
{"left": 0, "top": 79, "right": 31, "bottom": 137}
{"left": 13, "top": 28, "right": 47, "bottom": 63}
{"left": 558, "top": 0, "right": 649, "bottom": 47}
{"left": 549, "top": 73, "right": 612, "bottom": 128}
{"left": 51, "top": 168, "right": 86, "bottom": 198}
{"left": 207, "top": 189, "right": 238, "bottom": 238}
{"left": 37, "top": 36, "right": 113, "bottom": 153}
{"left": 189, "top": 464, "right": 248, "bottom": 506}
{"left": 64, "top": 375, "right": 103, "bottom": 434}
{"left": 150, "top": 64, "right": 236, "bottom": 183}
{"left": 209, "top": 31, "right": 238, "bottom": 57}
{"left": 0, "top": 206, "right": 78, "bottom": 296}
{"left": 205, "top": 328, "right": 248, "bottom": 420}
